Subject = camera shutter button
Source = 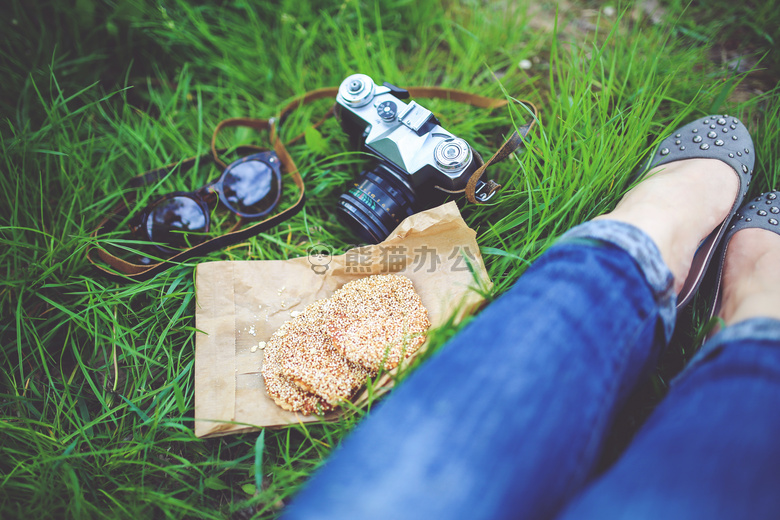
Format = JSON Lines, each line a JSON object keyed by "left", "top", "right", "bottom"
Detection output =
{"left": 434, "top": 138, "right": 472, "bottom": 173}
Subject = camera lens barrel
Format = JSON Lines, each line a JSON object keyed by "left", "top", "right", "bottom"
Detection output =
{"left": 337, "top": 165, "right": 417, "bottom": 244}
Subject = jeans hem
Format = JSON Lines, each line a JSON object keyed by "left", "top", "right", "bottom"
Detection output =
{"left": 691, "top": 317, "right": 780, "bottom": 368}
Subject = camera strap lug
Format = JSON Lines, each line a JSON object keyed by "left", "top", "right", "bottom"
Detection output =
{"left": 474, "top": 179, "right": 501, "bottom": 202}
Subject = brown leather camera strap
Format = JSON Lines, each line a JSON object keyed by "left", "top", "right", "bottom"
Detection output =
{"left": 87, "top": 118, "right": 306, "bottom": 281}
{"left": 275, "top": 85, "right": 538, "bottom": 203}
{"left": 404, "top": 87, "right": 537, "bottom": 203}
{"left": 88, "top": 83, "right": 537, "bottom": 281}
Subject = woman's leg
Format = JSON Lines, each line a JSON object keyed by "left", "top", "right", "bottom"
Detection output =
{"left": 284, "top": 226, "right": 673, "bottom": 520}
{"left": 282, "top": 160, "right": 737, "bottom": 520}
{"left": 557, "top": 225, "right": 780, "bottom": 520}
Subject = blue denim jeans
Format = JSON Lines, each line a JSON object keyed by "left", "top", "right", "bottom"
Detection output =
{"left": 282, "top": 221, "right": 780, "bottom": 520}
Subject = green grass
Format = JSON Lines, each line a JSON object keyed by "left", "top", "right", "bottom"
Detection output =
{"left": 2, "top": 0, "right": 780, "bottom": 517}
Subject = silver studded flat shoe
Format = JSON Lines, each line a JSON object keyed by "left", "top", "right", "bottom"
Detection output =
{"left": 642, "top": 115, "right": 755, "bottom": 309}
{"left": 706, "top": 190, "right": 780, "bottom": 321}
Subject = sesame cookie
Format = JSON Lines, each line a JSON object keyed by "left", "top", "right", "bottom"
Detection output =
{"left": 261, "top": 319, "right": 333, "bottom": 415}
{"left": 274, "top": 300, "right": 370, "bottom": 405}
{"left": 262, "top": 274, "right": 430, "bottom": 413}
{"left": 323, "top": 274, "right": 430, "bottom": 372}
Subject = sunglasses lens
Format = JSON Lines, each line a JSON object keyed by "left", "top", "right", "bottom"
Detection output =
{"left": 147, "top": 196, "right": 208, "bottom": 249}
{"left": 221, "top": 159, "right": 280, "bottom": 216}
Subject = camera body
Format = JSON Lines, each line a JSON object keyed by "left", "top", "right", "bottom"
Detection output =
{"left": 334, "top": 73, "right": 484, "bottom": 244}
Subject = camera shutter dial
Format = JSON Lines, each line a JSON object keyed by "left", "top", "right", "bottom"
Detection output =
{"left": 338, "top": 74, "right": 375, "bottom": 108}
{"left": 434, "top": 138, "right": 472, "bottom": 173}
{"left": 376, "top": 100, "right": 397, "bottom": 121}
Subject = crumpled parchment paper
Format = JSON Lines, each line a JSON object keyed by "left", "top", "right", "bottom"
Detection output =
{"left": 194, "top": 201, "right": 492, "bottom": 438}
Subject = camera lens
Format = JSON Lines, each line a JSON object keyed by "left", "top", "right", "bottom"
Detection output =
{"left": 337, "top": 165, "right": 416, "bottom": 244}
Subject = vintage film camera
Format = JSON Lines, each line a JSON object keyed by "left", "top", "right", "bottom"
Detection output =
{"left": 334, "top": 73, "right": 492, "bottom": 244}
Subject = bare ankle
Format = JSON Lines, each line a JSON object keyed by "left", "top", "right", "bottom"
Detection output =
{"left": 598, "top": 158, "right": 738, "bottom": 292}
{"left": 719, "top": 228, "right": 780, "bottom": 326}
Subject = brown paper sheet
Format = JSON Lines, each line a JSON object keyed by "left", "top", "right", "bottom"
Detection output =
{"left": 194, "top": 201, "right": 492, "bottom": 438}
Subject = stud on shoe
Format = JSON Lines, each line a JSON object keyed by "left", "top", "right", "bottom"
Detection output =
{"left": 706, "top": 190, "right": 780, "bottom": 321}
{"left": 642, "top": 115, "right": 755, "bottom": 309}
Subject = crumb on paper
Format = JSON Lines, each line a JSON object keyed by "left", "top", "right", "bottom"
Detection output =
{"left": 290, "top": 311, "right": 303, "bottom": 318}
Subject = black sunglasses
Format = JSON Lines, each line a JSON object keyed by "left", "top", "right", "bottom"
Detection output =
{"left": 129, "top": 150, "right": 282, "bottom": 254}
{"left": 88, "top": 117, "right": 306, "bottom": 282}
